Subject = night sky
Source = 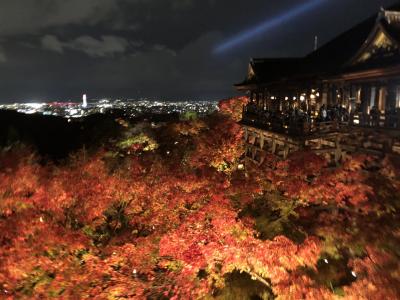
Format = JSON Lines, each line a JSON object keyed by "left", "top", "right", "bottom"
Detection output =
{"left": 0, "top": 0, "right": 397, "bottom": 102}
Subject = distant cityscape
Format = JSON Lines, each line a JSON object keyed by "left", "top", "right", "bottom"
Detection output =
{"left": 0, "top": 98, "right": 219, "bottom": 119}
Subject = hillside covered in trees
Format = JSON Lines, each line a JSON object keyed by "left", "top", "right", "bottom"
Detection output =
{"left": 0, "top": 97, "right": 399, "bottom": 299}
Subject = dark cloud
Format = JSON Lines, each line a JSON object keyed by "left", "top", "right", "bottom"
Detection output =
{"left": 41, "top": 35, "right": 64, "bottom": 53}
{"left": 0, "top": 0, "right": 397, "bottom": 102}
{"left": 41, "top": 35, "right": 135, "bottom": 57}
{"left": 0, "top": 0, "right": 117, "bottom": 36}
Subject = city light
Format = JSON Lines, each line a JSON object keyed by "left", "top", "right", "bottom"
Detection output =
{"left": 0, "top": 99, "right": 219, "bottom": 120}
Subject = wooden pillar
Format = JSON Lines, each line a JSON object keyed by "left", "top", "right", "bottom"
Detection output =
{"left": 371, "top": 85, "right": 379, "bottom": 108}
{"left": 283, "top": 144, "right": 290, "bottom": 160}
{"left": 327, "top": 84, "right": 333, "bottom": 106}
{"left": 349, "top": 84, "right": 355, "bottom": 113}
{"left": 260, "top": 135, "right": 265, "bottom": 150}
{"left": 262, "top": 89, "right": 266, "bottom": 111}
{"left": 343, "top": 85, "right": 349, "bottom": 111}
{"left": 271, "top": 138, "right": 277, "bottom": 154}
{"left": 327, "top": 84, "right": 334, "bottom": 106}
{"left": 387, "top": 83, "right": 397, "bottom": 110}
{"left": 256, "top": 92, "right": 259, "bottom": 107}
{"left": 336, "top": 86, "right": 341, "bottom": 106}
{"left": 378, "top": 86, "right": 387, "bottom": 112}
{"left": 263, "top": 91, "right": 267, "bottom": 111}
{"left": 360, "top": 84, "right": 370, "bottom": 114}
{"left": 340, "top": 85, "right": 346, "bottom": 107}
{"left": 322, "top": 84, "right": 328, "bottom": 106}
{"left": 335, "top": 85, "right": 341, "bottom": 106}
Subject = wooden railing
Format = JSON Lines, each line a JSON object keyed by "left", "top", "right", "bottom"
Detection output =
{"left": 350, "top": 112, "right": 400, "bottom": 129}
{"left": 242, "top": 109, "right": 400, "bottom": 136}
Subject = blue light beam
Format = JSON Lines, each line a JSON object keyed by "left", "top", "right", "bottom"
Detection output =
{"left": 214, "top": 0, "right": 329, "bottom": 54}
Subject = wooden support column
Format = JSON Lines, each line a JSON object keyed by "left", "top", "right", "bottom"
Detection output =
{"left": 334, "top": 134, "right": 342, "bottom": 164}
{"left": 260, "top": 135, "right": 265, "bottom": 150}
{"left": 271, "top": 137, "right": 277, "bottom": 154}
{"left": 283, "top": 143, "right": 290, "bottom": 160}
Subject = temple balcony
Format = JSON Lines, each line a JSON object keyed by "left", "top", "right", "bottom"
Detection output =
{"left": 242, "top": 106, "right": 400, "bottom": 135}
{"left": 241, "top": 104, "right": 400, "bottom": 165}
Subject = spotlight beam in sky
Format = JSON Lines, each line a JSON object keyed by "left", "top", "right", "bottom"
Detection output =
{"left": 214, "top": 0, "right": 330, "bottom": 54}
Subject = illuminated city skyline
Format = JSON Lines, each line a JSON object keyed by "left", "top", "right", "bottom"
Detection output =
{"left": 0, "top": 98, "right": 219, "bottom": 119}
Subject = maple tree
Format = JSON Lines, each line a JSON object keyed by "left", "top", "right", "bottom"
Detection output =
{"left": 218, "top": 96, "right": 249, "bottom": 122}
{"left": 187, "top": 115, "right": 245, "bottom": 173}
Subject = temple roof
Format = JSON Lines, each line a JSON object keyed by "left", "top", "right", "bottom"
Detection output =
{"left": 236, "top": 4, "right": 400, "bottom": 89}
{"left": 236, "top": 58, "right": 304, "bottom": 87}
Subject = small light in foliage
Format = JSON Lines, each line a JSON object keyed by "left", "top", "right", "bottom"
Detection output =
{"left": 238, "top": 164, "right": 245, "bottom": 170}
{"left": 324, "top": 258, "right": 329, "bottom": 264}
{"left": 351, "top": 271, "right": 357, "bottom": 278}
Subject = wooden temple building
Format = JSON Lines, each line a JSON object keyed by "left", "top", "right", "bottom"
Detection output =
{"left": 236, "top": 7, "right": 400, "bottom": 164}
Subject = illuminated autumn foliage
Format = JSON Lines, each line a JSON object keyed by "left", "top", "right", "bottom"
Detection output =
{"left": 218, "top": 96, "right": 249, "bottom": 122}
{"left": 0, "top": 97, "right": 399, "bottom": 299}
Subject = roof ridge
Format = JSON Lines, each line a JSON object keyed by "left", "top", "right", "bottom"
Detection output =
{"left": 251, "top": 57, "right": 303, "bottom": 62}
